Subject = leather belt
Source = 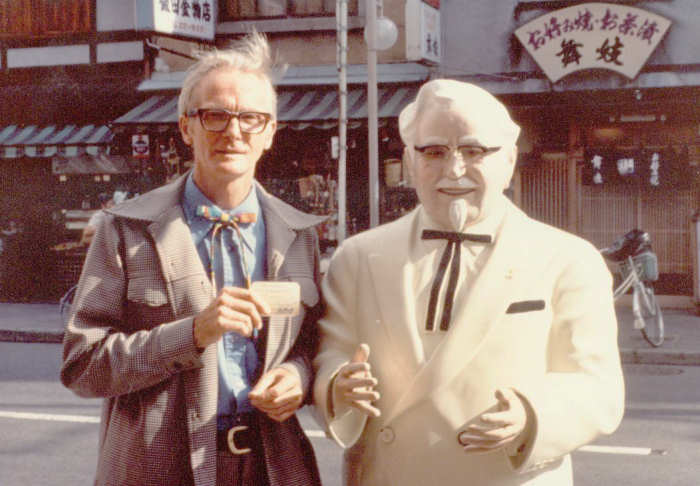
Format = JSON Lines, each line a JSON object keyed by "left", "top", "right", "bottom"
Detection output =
{"left": 217, "top": 413, "right": 257, "bottom": 455}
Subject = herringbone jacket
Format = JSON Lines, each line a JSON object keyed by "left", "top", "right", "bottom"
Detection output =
{"left": 61, "top": 173, "right": 325, "bottom": 486}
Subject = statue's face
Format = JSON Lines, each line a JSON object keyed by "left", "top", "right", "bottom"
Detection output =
{"left": 407, "top": 101, "right": 516, "bottom": 230}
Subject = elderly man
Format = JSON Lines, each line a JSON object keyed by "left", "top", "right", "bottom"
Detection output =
{"left": 61, "top": 33, "right": 323, "bottom": 486}
{"left": 313, "top": 79, "right": 624, "bottom": 485}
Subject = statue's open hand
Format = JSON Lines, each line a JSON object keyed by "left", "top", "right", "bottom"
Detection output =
{"left": 458, "top": 388, "right": 527, "bottom": 453}
{"left": 332, "top": 343, "right": 381, "bottom": 418}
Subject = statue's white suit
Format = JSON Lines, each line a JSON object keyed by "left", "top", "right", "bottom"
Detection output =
{"left": 313, "top": 79, "right": 624, "bottom": 486}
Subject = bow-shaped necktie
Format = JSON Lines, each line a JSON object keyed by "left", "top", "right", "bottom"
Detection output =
{"left": 421, "top": 230, "right": 492, "bottom": 332}
{"left": 196, "top": 205, "right": 257, "bottom": 294}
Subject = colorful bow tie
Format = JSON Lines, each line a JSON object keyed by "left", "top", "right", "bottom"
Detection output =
{"left": 196, "top": 205, "right": 257, "bottom": 226}
{"left": 196, "top": 205, "right": 257, "bottom": 293}
{"left": 421, "top": 230, "right": 492, "bottom": 332}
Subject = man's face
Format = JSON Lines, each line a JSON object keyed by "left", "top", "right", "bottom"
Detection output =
{"left": 407, "top": 102, "right": 516, "bottom": 230}
{"left": 179, "top": 67, "right": 276, "bottom": 191}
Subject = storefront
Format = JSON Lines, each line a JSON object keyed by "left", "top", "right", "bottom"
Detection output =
{"left": 0, "top": 124, "right": 137, "bottom": 301}
{"left": 437, "top": 1, "right": 700, "bottom": 296}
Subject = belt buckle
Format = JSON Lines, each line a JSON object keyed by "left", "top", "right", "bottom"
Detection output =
{"left": 226, "top": 425, "right": 251, "bottom": 455}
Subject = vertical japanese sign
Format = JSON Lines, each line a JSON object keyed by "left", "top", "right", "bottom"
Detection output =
{"left": 514, "top": 3, "right": 670, "bottom": 82}
{"left": 139, "top": 0, "right": 216, "bottom": 41}
{"left": 406, "top": 0, "right": 441, "bottom": 64}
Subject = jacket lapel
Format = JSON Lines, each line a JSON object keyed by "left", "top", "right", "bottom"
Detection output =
{"left": 366, "top": 210, "right": 426, "bottom": 377}
{"left": 257, "top": 183, "right": 326, "bottom": 373}
{"left": 383, "top": 203, "right": 533, "bottom": 424}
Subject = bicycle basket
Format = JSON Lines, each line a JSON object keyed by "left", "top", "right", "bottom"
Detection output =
{"left": 619, "top": 250, "right": 659, "bottom": 282}
{"left": 602, "top": 229, "right": 652, "bottom": 262}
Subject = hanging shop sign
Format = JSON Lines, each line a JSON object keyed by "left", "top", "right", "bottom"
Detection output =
{"left": 137, "top": 0, "right": 216, "bottom": 41}
{"left": 406, "top": 0, "right": 441, "bottom": 64}
{"left": 582, "top": 148, "right": 691, "bottom": 189}
{"left": 132, "top": 134, "right": 150, "bottom": 159}
{"left": 514, "top": 3, "right": 671, "bottom": 82}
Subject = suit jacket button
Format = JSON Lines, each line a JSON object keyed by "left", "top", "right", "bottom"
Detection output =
{"left": 379, "top": 427, "right": 395, "bottom": 444}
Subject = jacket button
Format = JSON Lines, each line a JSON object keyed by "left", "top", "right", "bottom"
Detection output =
{"left": 379, "top": 427, "right": 395, "bottom": 444}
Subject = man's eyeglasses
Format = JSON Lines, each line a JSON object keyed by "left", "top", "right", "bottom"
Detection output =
{"left": 414, "top": 144, "right": 501, "bottom": 162}
{"left": 186, "top": 108, "right": 272, "bottom": 134}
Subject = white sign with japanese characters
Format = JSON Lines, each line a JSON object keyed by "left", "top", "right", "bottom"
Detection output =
{"left": 406, "top": 0, "right": 441, "bottom": 64}
{"left": 514, "top": 2, "right": 671, "bottom": 82}
{"left": 142, "top": 0, "right": 216, "bottom": 41}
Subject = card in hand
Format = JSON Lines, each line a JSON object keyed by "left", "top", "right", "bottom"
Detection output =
{"left": 251, "top": 281, "right": 300, "bottom": 317}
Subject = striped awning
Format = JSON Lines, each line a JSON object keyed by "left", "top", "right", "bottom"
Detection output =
{"left": 113, "top": 86, "right": 419, "bottom": 129}
{"left": 0, "top": 124, "right": 113, "bottom": 159}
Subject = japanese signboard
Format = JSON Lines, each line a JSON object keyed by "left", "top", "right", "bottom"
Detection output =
{"left": 137, "top": 0, "right": 216, "bottom": 41}
{"left": 582, "top": 148, "right": 690, "bottom": 189}
{"left": 132, "top": 134, "right": 150, "bottom": 159}
{"left": 406, "top": 0, "right": 441, "bottom": 64}
{"left": 515, "top": 3, "right": 671, "bottom": 82}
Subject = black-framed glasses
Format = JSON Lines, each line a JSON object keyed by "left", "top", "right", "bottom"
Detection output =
{"left": 414, "top": 144, "right": 501, "bottom": 162}
{"left": 187, "top": 108, "right": 272, "bottom": 134}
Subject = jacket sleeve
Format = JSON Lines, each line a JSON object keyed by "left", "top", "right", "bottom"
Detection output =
{"left": 511, "top": 239, "right": 625, "bottom": 472}
{"left": 60, "top": 214, "right": 204, "bottom": 399}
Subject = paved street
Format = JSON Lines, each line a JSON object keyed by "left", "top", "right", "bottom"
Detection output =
{"left": 2, "top": 338, "right": 700, "bottom": 485}
{"left": 0, "top": 342, "right": 343, "bottom": 486}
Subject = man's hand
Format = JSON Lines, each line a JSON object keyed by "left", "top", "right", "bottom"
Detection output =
{"left": 193, "top": 287, "right": 271, "bottom": 349}
{"left": 332, "top": 344, "right": 381, "bottom": 418}
{"left": 249, "top": 367, "right": 303, "bottom": 422}
{"left": 458, "top": 388, "right": 528, "bottom": 453}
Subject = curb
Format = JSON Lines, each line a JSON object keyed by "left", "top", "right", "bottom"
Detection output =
{"left": 2, "top": 329, "right": 700, "bottom": 367}
{"left": 0, "top": 329, "right": 64, "bottom": 344}
{"left": 620, "top": 349, "right": 700, "bottom": 367}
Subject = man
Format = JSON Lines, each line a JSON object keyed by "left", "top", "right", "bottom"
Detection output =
{"left": 61, "top": 32, "right": 323, "bottom": 486}
{"left": 313, "top": 79, "right": 624, "bottom": 485}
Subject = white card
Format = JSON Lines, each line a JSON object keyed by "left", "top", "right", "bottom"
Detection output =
{"left": 251, "top": 281, "right": 300, "bottom": 317}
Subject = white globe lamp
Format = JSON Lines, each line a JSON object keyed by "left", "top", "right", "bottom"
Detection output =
{"left": 364, "top": 16, "right": 398, "bottom": 50}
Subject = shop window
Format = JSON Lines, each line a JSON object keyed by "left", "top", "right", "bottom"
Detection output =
{"left": 221, "top": 0, "right": 358, "bottom": 20}
{"left": 0, "top": 0, "right": 92, "bottom": 38}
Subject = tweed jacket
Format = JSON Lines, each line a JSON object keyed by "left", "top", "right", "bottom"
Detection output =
{"left": 313, "top": 200, "right": 625, "bottom": 486}
{"left": 61, "top": 173, "right": 325, "bottom": 486}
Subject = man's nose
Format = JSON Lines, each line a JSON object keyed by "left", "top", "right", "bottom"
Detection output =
{"left": 444, "top": 152, "right": 467, "bottom": 179}
{"left": 223, "top": 115, "right": 243, "bottom": 138}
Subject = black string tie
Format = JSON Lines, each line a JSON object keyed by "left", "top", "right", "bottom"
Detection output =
{"left": 421, "top": 230, "right": 492, "bottom": 332}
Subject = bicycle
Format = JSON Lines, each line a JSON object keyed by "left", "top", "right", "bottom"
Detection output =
{"left": 600, "top": 229, "right": 664, "bottom": 347}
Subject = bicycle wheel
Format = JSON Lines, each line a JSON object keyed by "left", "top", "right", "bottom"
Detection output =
{"left": 639, "top": 283, "right": 664, "bottom": 347}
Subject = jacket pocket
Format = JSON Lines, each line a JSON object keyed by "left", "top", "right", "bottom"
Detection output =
{"left": 506, "top": 300, "right": 545, "bottom": 314}
{"left": 125, "top": 277, "right": 172, "bottom": 330}
{"left": 127, "top": 276, "right": 169, "bottom": 307}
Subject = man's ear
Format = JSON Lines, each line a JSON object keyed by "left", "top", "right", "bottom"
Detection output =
{"left": 502, "top": 145, "right": 518, "bottom": 189}
{"left": 179, "top": 115, "right": 193, "bottom": 146}
{"left": 403, "top": 147, "right": 415, "bottom": 187}
{"left": 263, "top": 120, "right": 277, "bottom": 150}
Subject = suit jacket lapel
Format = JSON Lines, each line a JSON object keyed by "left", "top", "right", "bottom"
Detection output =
{"left": 367, "top": 210, "right": 426, "bottom": 377}
{"left": 256, "top": 183, "right": 326, "bottom": 374}
{"left": 383, "top": 203, "right": 532, "bottom": 424}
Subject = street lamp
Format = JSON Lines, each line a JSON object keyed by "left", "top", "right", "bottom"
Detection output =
{"left": 364, "top": 0, "right": 397, "bottom": 228}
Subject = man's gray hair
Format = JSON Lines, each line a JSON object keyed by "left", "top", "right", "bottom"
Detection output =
{"left": 177, "top": 31, "right": 282, "bottom": 119}
{"left": 399, "top": 79, "right": 520, "bottom": 149}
